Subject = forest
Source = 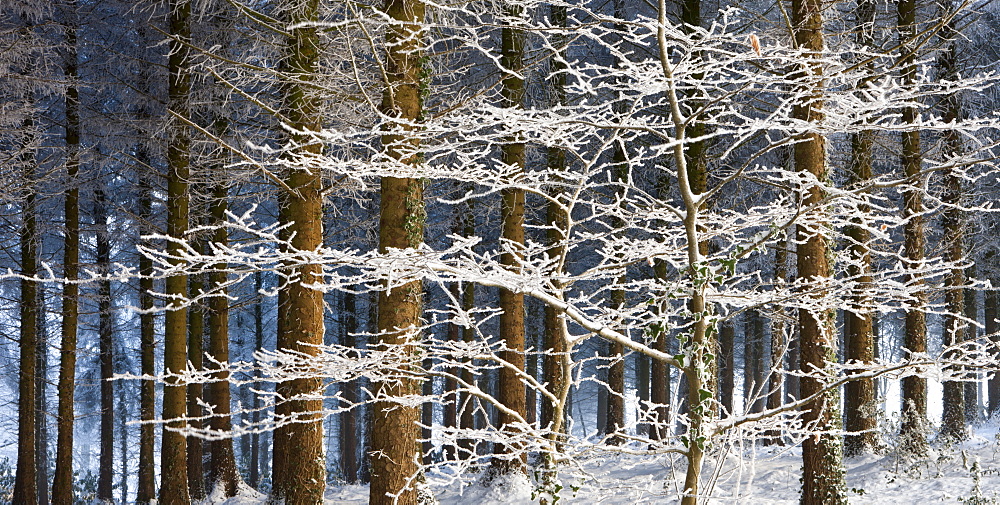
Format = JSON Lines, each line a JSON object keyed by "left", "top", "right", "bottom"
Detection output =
{"left": 3, "top": 0, "right": 1000, "bottom": 503}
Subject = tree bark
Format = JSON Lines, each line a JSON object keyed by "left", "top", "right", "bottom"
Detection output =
{"left": 370, "top": 0, "right": 426, "bottom": 502}
{"left": 541, "top": 0, "right": 571, "bottom": 465}
{"left": 52, "top": 1, "right": 80, "bottom": 498}
{"left": 160, "top": 0, "right": 193, "bottom": 503}
{"left": 249, "top": 271, "right": 263, "bottom": 489}
{"left": 792, "top": 0, "right": 848, "bottom": 500}
{"left": 898, "top": 0, "right": 929, "bottom": 457}
{"left": 843, "top": 0, "right": 878, "bottom": 453}
{"left": 987, "top": 288, "right": 1000, "bottom": 417}
{"left": 137, "top": 168, "right": 157, "bottom": 504}
{"left": 493, "top": 2, "right": 528, "bottom": 475}
{"left": 13, "top": 154, "right": 38, "bottom": 505}
{"left": 940, "top": 13, "right": 967, "bottom": 440}
{"left": 96, "top": 188, "right": 116, "bottom": 503}
{"left": 208, "top": 183, "right": 238, "bottom": 497}
{"left": 271, "top": 1, "right": 327, "bottom": 503}
{"left": 187, "top": 242, "right": 206, "bottom": 500}
{"left": 341, "top": 290, "right": 360, "bottom": 481}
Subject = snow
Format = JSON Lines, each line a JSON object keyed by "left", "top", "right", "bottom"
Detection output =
{"left": 203, "top": 424, "right": 1000, "bottom": 504}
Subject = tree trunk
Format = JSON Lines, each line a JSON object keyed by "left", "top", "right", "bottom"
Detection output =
{"left": 208, "top": 183, "right": 238, "bottom": 497}
{"left": 52, "top": 1, "right": 80, "bottom": 498}
{"left": 422, "top": 355, "right": 434, "bottom": 466}
{"left": 965, "top": 275, "right": 980, "bottom": 422}
{"left": 720, "top": 322, "right": 735, "bottom": 418}
{"left": 160, "top": 0, "right": 192, "bottom": 502}
{"left": 137, "top": 168, "right": 157, "bottom": 504}
{"left": 897, "top": 0, "right": 929, "bottom": 458}
{"left": 491, "top": 2, "right": 528, "bottom": 475}
{"left": 540, "top": 7, "right": 572, "bottom": 493}
{"left": 370, "top": 0, "right": 426, "bottom": 502}
{"left": 271, "top": 2, "right": 327, "bottom": 503}
{"left": 459, "top": 254, "right": 477, "bottom": 458}
{"left": 764, "top": 241, "right": 787, "bottom": 444}
{"left": 604, "top": 0, "right": 629, "bottom": 448}
{"left": 844, "top": 0, "right": 878, "bottom": 451}
{"left": 187, "top": 246, "right": 206, "bottom": 501}
{"left": 249, "top": 271, "right": 263, "bottom": 488}
{"left": 341, "top": 290, "right": 360, "bottom": 482}
{"left": 117, "top": 372, "right": 129, "bottom": 504}
{"left": 792, "top": 0, "right": 848, "bottom": 499}
{"left": 987, "top": 289, "right": 1000, "bottom": 417}
{"left": 636, "top": 353, "right": 650, "bottom": 436}
{"left": 13, "top": 120, "right": 39, "bottom": 505}
{"left": 96, "top": 188, "right": 116, "bottom": 503}
{"left": 940, "top": 13, "right": 967, "bottom": 441}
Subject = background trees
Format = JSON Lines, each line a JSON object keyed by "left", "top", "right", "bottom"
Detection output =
{"left": 3, "top": 0, "right": 1000, "bottom": 504}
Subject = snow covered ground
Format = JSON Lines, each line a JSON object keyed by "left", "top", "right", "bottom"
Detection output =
{"left": 209, "top": 424, "right": 1000, "bottom": 504}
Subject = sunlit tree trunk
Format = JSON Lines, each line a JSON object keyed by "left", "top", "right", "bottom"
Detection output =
{"left": 493, "top": 1, "right": 528, "bottom": 475}
{"left": 271, "top": 1, "right": 327, "bottom": 502}
{"left": 370, "top": 0, "right": 426, "bottom": 502}
{"left": 792, "top": 0, "right": 848, "bottom": 500}
{"left": 542, "top": 0, "right": 571, "bottom": 449}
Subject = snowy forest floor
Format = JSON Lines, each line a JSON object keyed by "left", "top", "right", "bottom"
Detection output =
{"left": 207, "top": 424, "right": 1000, "bottom": 504}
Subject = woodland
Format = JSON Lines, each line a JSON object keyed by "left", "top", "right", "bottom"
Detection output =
{"left": 3, "top": 0, "right": 1000, "bottom": 503}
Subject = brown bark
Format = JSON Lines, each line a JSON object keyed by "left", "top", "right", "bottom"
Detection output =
{"left": 940, "top": 15, "right": 967, "bottom": 440}
{"left": 187, "top": 251, "right": 206, "bottom": 500}
{"left": 271, "top": 1, "right": 327, "bottom": 503}
{"left": 52, "top": 2, "right": 80, "bottom": 499}
{"left": 207, "top": 184, "right": 238, "bottom": 497}
{"left": 541, "top": 2, "right": 570, "bottom": 457}
{"left": 489, "top": 2, "right": 529, "bottom": 475}
{"left": 898, "top": 0, "right": 929, "bottom": 456}
{"left": 764, "top": 241, "right": 787, "bottom": 444}
{"left": 13, "top": 148, "right": 38, "bottom": 505}
{"left": 137, "top": 168, "right": 157, "bottom": 504}
{"left": 844, "top": 0, "right": 878, "bottom": 453}
{"left": 160, "top": 1, "right": 192, "bottom": 503}
{"left": 370, "top": 0, "right": 426, "bottom": 502}
{"left": 792, "top": 0, "right": 847, "bottom": 500}
{"left": 341, "top": 290, "right": 360, "bottom": 481}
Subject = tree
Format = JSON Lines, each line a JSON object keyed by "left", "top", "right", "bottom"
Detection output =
{"left": 160, "top": 0, "right": 193, "bottom": 502}
{"left": 270, "top": 1, "right": 327, "bottom": 502}
{"left": 96, "top": 187, "right": 116, "bottom": 503}
{"left": 898, "top": 0, "right": 930, "bottom": 457}
{"left": 369, "top": 0, "right": 427, "bottom": 502}
{"left": 51, "top": 0, "right": 80, "bottom": 500}
{"left": 843, "top": 0, "right": 879, "bottom": 456}
{"left": 492, "top": 0, "right": 528, "bottom": 476}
